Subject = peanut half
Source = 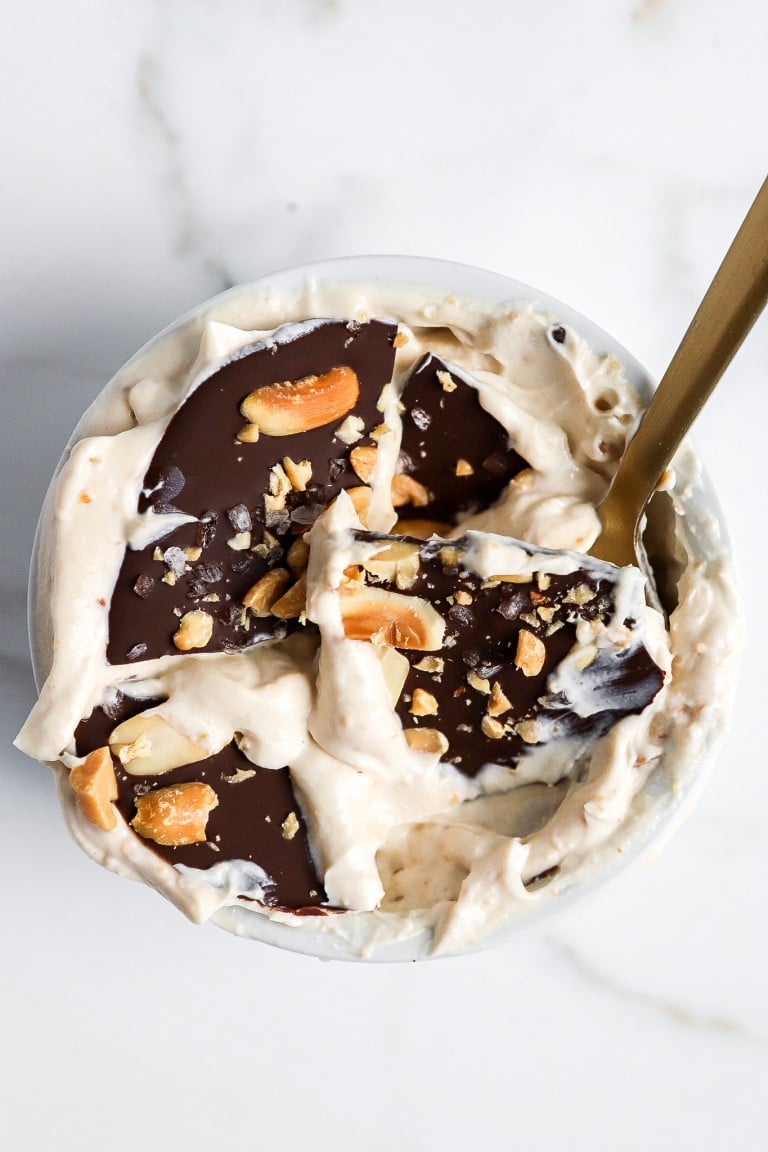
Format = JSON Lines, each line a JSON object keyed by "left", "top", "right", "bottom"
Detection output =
{"left": 339, "top": 585, "right": 445, "bottom": 651}
{"left": 240, "top": 366, "right": 359, "bottom": 437}
{"left": 271, "top": 573, "right": 307, "bottom": 620}
{"left": 363, "top": 540, "right": 421, "bottom": 590}
{"left": 242, "top": 568, "right": 292, "bottom": 616}
{"left": 109, "top": 713, "right": 208, "bottom": 776}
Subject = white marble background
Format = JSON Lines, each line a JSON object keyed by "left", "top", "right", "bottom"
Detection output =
{"left": 2, "top": 1, "right": 767, "bottom": 1149}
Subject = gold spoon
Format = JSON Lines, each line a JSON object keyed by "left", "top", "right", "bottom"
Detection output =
{"left": 591, "top": 175, "right": 768, "bottom": 569}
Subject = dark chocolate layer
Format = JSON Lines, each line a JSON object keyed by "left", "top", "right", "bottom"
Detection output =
{"left": 353, "top": 532, "right": 665, "bottom": 778}
{"left": 75, "top": 696, "right": 326, "bottom": 910}
{"left": 397, "top": 355, "right": 526, "bottom": 521}
{"left": 108, "top": 319, "right": 397, "bottom": 663}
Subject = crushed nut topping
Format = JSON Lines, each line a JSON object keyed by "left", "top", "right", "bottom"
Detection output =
{"left": 345, "top": 485, "right": 372, "bottom": 525}
{"left": 455, "top": 458, "right": 474, "bottom": 477}
{"left": 436, "top": 369, "right": 458, "bottom": 392}
{"left": 363, "top": 540, "right": 421, "bottom": 590}
{"left": 563, "top": 583, "right": 596, "bottom": 605}
{"left": 242, "top": 568, "right": 292, "bottom": 616}
{"left": 481, "top": 715, "right": 506, "bottom": 740}
{"left": 286, "top": 536, "right": 310, "bottom": 577}
{"left": 173, "top": 610, "right": 213, "bottom": 651}
{"left": 349, "top": 445, "right": 378, "bottom": 483}
{"left": 409, "top": 688, "right": 439, "bottom": 716}
{"left": 69, "top": 747, "right": 118, "bottom": 831}
{"left": 271, "top": 573, "right": 307, "bottom": 620}
{"left": 282, "top": 456, "right": 312, "bottom": 492}
{"left": 515, "top": 719, "right": 542, "bottom": 745}
{"left": 334, "top": 414, "right": 365, "bottom": 445}
{"left": 281, "top": 811, "right": 300, "bottom": 840}
{"left": 227, "top": 531, "right": 252, "bottom": 551}
{"left": 515, "top": 629, "right": 546, "bottom": 677}
{"left": 131, "top": 782, "right": 219, "bottom": 846}
{"left": 404, "top": 728, "right": 450, "bottom": 755}
{"left": 466, "top": 670, "right": 491, "bottom": 694}
{"left": 391, "top": 474, "right": 430, "bottom": 508}
{"left": 487, "top": 681, "right": 512, "bottom": 717}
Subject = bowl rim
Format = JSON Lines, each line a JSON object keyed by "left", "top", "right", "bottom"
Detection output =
{"left": 29, "top": 254, "right": 736, "bottom": 962}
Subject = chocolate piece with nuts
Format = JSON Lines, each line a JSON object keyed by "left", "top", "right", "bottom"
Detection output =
{"left": 343, "top": 530, "right": 665, "bottom": 777}
{"left": 107, "top": 319, "right": 397, "bottom": 663}
{"left": 397, "top": 355, "right": 527, "bottom": 522}
{"left": 75, "top": 697, "right": 326, "bottom": 910}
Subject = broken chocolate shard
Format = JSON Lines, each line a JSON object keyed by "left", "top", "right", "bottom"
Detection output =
{"left": 107, "top": 319, "right": 397, "bottom": 664}
{"left": 397, "top": 354, "right": 527, "bottom": 522}
{"left": 349, "top": 530, "right": 665, "bottom": 778}
{"left": 74, "top": 696, "right": 326, "bottom": 911}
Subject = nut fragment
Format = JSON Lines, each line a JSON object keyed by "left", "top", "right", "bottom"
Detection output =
{"left": 131, "top": 782, "right": 218, "bottom": 846}
{"left": 394, "top": 518, "right": 452, "bottom": 540}
{"left": 436, "top": 370, "right": 457, "bottom": 393}
{"left": 286, "top": 536, "right": 310, "bottom": 577}
{"left": 109, "top": 713, "right": 209, "bottom": 776}
{"left": 334, "top": 414, "right": 365, "bottom": 445}
{"left": 404, "top": 728, "right": 450, "bottom": 756}
{"left": 392, "top": 330, "right": 409, "bottom": 349}
{"left": 281, "top": 811, "right": 300, "bottom": 840}
{"left": 372, "top": 646, "right": 411, "bottom": 706}
{"left": 349, "top": 445, "right": 378, "bottom": 483}
{"left": 227, "top": 531, "right": 252, "bottom": 551}
{"left": 340, "top": 585, "right": 445, "bottom": 651}
{"left": 271, "top": 573, "right": 307, "bottom": 620}
{"left": 242, "top": 568, "right": 292, "bottom": 616}
{"left": 268, "top": 462, "right": 292, "bottom": 499}
{"left": 466, "top": 670, "right": 491, "bottom": 695}
{"left": 363, "top": 540, "right": 421, "bottom": 590}
{"left": 413, "top": 655, "right": 444, "bottom": 675}
{"left": 282, "top": 456, "right": 313, "bottom": 492}
{"left": 515, "top": 719, "right": 542, "bottom": 745}
{"left": 391, "top": 474, "right": 431, "bottom": 508}
{"left": 369, "top": 423, "right": 391, "bottom": 443}
{"left": 570, "top": 643, "right": 598, "bottom": 671}
{"left": 563, "top": 583, "right": 597, "bottom": 605}
{"left": 487, "top": 681, "right": 513, "bottom": 717}
{"left": 481, "top": 715, "right": 506, "bottom": 740}
{"left": 345, "top": 485, "right": 372, "bottom": 525}
{"left": 515, "top": 629, "right": 546, "bottom": 677}
{"left": 455, "top": 458, "right": 474, "bottom": 477}
{"left": 70, "top": 747, "right": 118, "bottom": 831}
{"left": 173, "top": 609, "right": 213, "bottom": 650}
{"left": 236, "top": 423, "right": 261, "bottom": 444}
{"left": 409, "top": 688, "right": 439, "bottom": 716}
{"left": 240, "top": 365, "right": 359, "bottom": 436}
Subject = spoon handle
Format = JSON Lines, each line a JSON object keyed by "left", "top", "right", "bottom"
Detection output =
{"left": 594, "top": 175, "right": 768, "bottom": 566}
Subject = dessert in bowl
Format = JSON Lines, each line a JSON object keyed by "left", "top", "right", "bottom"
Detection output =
{"left": 15, "top": 256, "right": 741, "bottom": 960}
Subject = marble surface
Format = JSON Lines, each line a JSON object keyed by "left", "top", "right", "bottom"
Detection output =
{"left": 2, "top": 1, "right": 767, "bottom": 1148}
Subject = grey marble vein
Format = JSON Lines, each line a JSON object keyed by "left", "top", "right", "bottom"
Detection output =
{"left": 546, "top": 935, "right": 768, "bottom": 1049}
{"left": 135, "top": 13, "right": 236, "bottom": 294}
